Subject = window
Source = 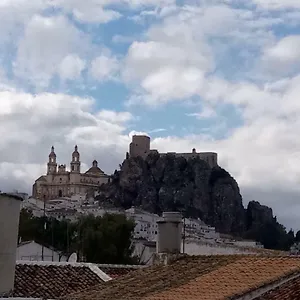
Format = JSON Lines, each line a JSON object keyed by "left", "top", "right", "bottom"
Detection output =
{"left": 72, "top": 165, "right": 74, "bottom": 171}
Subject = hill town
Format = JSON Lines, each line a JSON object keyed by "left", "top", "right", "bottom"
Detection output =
{"left": 2, "top": 135, "right": 300, "bottom": 299}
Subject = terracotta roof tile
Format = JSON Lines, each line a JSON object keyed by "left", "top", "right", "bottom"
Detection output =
{"left": 12, "top": 262, "right": 106, "bottom": 299}
{"left": 64, "top": 255, "right": 242, "bottom": 300}
{"left": 63, "top": 255, "right": 300, "bottom": 300}
{"left": 145, "top": 256, "right": 300, "bottom": 300}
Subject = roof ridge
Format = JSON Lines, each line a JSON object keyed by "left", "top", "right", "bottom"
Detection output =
{"left": 97, "top": 264, "right": 146, "bottom": 269}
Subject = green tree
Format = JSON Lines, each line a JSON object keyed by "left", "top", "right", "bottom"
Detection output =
{"left": 18, "top": 209, "right": 137, "bottom": 264}
{"left": 77, "top": 213, "right": 136, "bottom": 264}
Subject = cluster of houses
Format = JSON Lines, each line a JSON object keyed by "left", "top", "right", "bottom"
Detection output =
{"left": 18, "top": 194, "right": 266, "bottom": 264}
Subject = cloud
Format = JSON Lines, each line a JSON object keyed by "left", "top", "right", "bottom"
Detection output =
{"left": 90, "top": 53, "right": 119, "bottom": 82}
{"left": 96, "top": 110, "right": 133, "bottom": 123}
{"left": 0, "top": 90, "right": 133, "bottom": 194}
{"left": 50, "top": 0, "right": 176, "bottom": 24}
{"left": 252, "top": 0, "right": 300, "bottom": 9}
{"left": 13, "top": 14, "right": 88, "bottom": 88}
{"left": 0, "top": 0, "right": 47, "bottom": 45}
{"left": 122, "top": 3, "right": 279, "bottom": 106}
{"left": 58, "top": 54, "right": 86, "bottom": 81}
{"left": 186, "top": 106, "right": 217, "bottom": 119}
{"left": 52, "top": 0, "right": 122, "bottom": 23}
{"left": 261, "top": 35, "right": 300, "bottom": 76}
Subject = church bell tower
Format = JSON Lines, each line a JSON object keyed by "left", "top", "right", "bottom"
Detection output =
{"left": 47, "top": 146, "right": 57, "bottom": 174}
{"left": 70, "top": 145, "right": 81, "bottom": 173}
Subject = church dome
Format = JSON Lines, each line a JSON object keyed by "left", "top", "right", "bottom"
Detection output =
{"left": 85, "top": 160, "right": 105, "bottom": 175}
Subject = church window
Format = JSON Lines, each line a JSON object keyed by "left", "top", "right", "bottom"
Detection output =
{"left": 72, "top": 165, "right": 74, "bottom": 171}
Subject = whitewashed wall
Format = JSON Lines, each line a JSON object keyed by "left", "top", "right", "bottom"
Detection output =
{"left": 16, "top": 241, "right": 67, "bottom": 262}
{"left": 133, "top": 239, "right": 258, "bottom": 265}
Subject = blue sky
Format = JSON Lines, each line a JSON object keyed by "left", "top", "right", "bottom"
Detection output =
{"left": 2, "top": 0, "right": 300, "bottom": 229}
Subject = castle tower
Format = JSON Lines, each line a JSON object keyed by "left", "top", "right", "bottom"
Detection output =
{"left": 70, "top": 145, "right": 81, "bottom": 173}
{"left": 129, "top": 135, "right": 150, "bottom": 158}
{"left": 47, "top": 146, "right": 57, "bottom": 174}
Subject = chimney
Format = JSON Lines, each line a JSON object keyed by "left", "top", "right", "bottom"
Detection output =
{"left": 153, "top": 212, "right": 183, "bottom": 265}
{"left": 0, "top": 193, "right": 23, "bottom": 296}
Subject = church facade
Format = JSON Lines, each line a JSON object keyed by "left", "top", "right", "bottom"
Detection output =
{"left": 32, "top": 146, "right": 109, "bottom": 201}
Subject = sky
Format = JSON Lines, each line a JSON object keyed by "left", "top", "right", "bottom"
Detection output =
{"left": 1, "top": 0, "right": 300, "bottom": 230}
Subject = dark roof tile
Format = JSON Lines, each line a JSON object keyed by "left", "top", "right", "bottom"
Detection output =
{"left": 13, "top": 262, "right": 107, "bottom": 299}
{"left": 256, "top": 275, "right": 300, "bottom": 300}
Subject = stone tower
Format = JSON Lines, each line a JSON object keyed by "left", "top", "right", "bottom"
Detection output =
{"left": 47, "top": 146, "right": 57, "bottom": 175}
{"left": 129, "top": 135, "right": 150, "bottom": 158}
{"left": 70, "top": 145, "right": 81, "bottom": 173}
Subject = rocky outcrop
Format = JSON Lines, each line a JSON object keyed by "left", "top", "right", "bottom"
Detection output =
{"left": 97, "top": 152, "right": 246, "bottom": 234}
{"left": 246, "top": 200, "right": 273, "bottom": 230}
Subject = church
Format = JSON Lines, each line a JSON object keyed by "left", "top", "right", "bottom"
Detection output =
{"left": 32, "top": 146, "right": 109, "bottom": 201}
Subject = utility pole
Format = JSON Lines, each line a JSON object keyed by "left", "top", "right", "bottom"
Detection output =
{"left": 182, "top": 216, "right": 186, "bottom": 254}
{"left": 42, "top": 195, "right": 46, "bottom": 261}
{"left": 51, "top": 218, "right": 54, "bottom": 261}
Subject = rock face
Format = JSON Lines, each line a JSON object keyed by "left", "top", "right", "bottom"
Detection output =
{"left": 246, "top": 200, "right": 274, "bottom": 230}
{"left": 97, "top": 152, "right": 247, "bottom": 235}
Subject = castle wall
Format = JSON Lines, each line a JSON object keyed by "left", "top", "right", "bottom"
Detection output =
{"left": 159, "top": 152, "right": 217, "bottom": 168}
{"left": 129, "top": 135, "right": 218, "bottom": 167}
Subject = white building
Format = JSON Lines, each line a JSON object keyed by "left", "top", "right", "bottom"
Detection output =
{"left": 125, "top": 207, "right": 160, "bottom": 241}
{"left": 16, "top": 240, "right": 67, "bottom": 262}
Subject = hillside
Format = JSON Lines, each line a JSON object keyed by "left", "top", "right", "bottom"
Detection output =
{"left": 96, "top": 151, "right": 293, "bottom": 249}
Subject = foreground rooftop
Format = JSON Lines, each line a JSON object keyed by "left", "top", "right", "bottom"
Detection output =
{"left": 63, "top": 254, "right": 300, "bottom": 300}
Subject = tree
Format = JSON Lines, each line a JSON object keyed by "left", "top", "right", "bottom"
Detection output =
{"left": 244, "top": 218, "right": 296, "bottom": 251}
{"left": 18, "top": 209, "right": 137, "bottom": 264}
{"left": 77, "top": 213, "right": 136, "bottom": 264}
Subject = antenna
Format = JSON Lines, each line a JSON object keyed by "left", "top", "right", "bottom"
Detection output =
{"left": 68, "top": 252, "right": 77, "bottom": 262}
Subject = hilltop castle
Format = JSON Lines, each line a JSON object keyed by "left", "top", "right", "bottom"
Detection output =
{"left": 32, "top": 146, "right": 109, "bottom": 200}
{"left": 129, "top": 135, "right": 218, "bottom": 168}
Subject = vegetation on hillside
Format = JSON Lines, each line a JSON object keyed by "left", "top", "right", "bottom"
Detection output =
{"left": 18, "top": 209, "right": 138, "bottom": 264}
{"left": 244, "top": 217, "right": 295, "bottom": 251}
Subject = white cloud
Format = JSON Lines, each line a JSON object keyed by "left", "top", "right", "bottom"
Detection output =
{"left": 13, "top": 15, "right": 88, "bottom": 88}
{"left": 186, "top": 106, "right": 217, "bottom": 119}
{"left": 96, "top": 110, "right": 133, "bottom": 123}
{"left": 123, "top": 3, "right": 279, "bottom": 106}
{"left": 252, "top": 0, "right": 300, "bottom": 9}
{"left": 123, "top": 39, "right": 211, "bottom": 105}
{"left": 261, "top": 35, "right": 300, "bottom": 76}
{"left": 0, "top": 0, "right": 47, "bottom": 45}
{"left": 0, "top": 90, "right": 133, "bottom": 193}
{"left": 52, "top": 0, "right": 122, "bottom": 23}
{"left": 90, "top": 54, "right": 119, "bottom": 82}
{"left": 58, "top": 54, "right": 86, "bottom": 81}
{"left": 50, "top": 0, "right": 176, "bottom": 24}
